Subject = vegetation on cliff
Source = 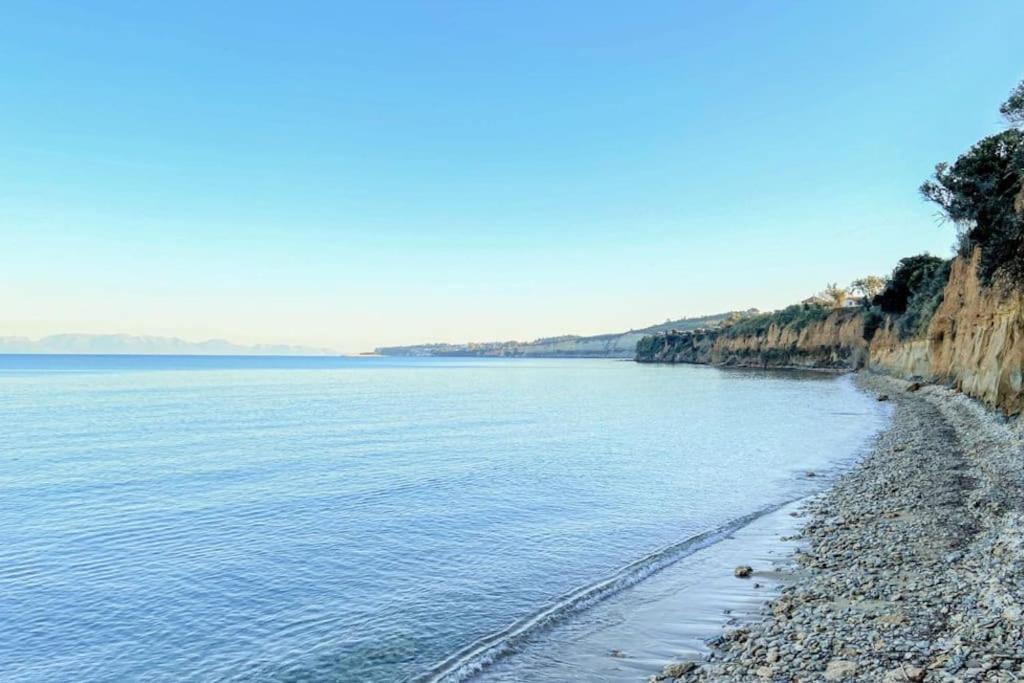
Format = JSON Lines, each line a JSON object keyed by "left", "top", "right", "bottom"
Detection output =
{"left": 921, "top": 79, "right": 1024, "bottom": 288}
{"left": 867, "top": 254, "right": 952, "bottom": 340}
{"left": 718, "top": 304, "right": 830, "bottom": 339}
{"left": 864, "top": 77, "right": 1024, "bottom": 342}
{"left": 637, "top": 77, "right": 1024, "bottom": 387}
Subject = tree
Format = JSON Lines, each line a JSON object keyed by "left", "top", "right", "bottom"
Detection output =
{"left": 850, "top": 276, "right": 887, "bottom": 299}
{"left": 1000, "top": 79, "right": 1024, "bottom": 127}
{"left": 920, "top": 79, "right": 1024, "bottom": 287}
{"left": 873, "top": 255, "right": 947, "bottom": 314}
{"left": 820, "top": 283, "right": 848, "bottom": 309}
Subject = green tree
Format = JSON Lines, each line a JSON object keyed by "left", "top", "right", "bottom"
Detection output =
{"left": 920, "top": 78, "right": 1024, "bottom": 287}
{"left": 1000, "top": 80, "right": 1024, "bottom": 126}
{"left": 850, "top": 275, "right": 887, "bottom": 299}
{"left": 873, "top": 254, "right": 947, "bottom": 314}
{"left": 820, "top": 283, "right": 848, "bottom": 309}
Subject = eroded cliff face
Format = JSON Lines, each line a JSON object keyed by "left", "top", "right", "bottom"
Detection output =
{"left": 636, "top": 310, "right": 867, "bottom": 370}
{"left": 711, "top": 310, "right": 867, "bottom": 369}
{"left": 636, "top": 329, "right": 717, "bottom": 364}
{"left": 637, "top": 251, "right": 1023, "bottom": 413}
{"left": 869, "top": 252, "right": 1024, "bottom": 414}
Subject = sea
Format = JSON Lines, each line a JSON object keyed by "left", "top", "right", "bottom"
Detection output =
{"left": 0, "top": 355, "right": 889, "bottom": 682}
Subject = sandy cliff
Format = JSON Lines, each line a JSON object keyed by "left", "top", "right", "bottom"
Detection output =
{"left": 711, "top": 310, "right": 867, "bottom": 369}
{"left": 637, "top": 310, "right": 867, "bottom": 370}
{"left": 870, "top": 251, "right": 1024, "bottom": 414}
{"left": 637, "top": 252, "right": 1023, "bottom": 414}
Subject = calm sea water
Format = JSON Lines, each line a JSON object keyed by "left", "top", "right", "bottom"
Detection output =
{"left": 0, "top": 355, "right": 886, "bottom": 682}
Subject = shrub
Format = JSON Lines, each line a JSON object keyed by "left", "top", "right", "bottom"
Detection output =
{"left": 896, "top": 260, "right": 952, "bottom": 339}
{"left": 861, "top": 306, "right": 885, "bottom": 342}
{"left": 873, "top": 254, "right": 948, "bottom": 314}
{"left": 721, "top": 304, "right": 830, "bottom": 339}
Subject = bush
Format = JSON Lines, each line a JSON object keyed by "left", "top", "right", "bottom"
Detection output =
{"left": 871, "top": 255, "right": 951, "bottom": 339}
{"left": 721, "top": 304, "right": 830, "bottom": 338}
{"left": 896, "top": 260, "right": 951, "bottom": 339}
{"left": 873, "top": 254, "right": 948, "bottom": 314}
{"left": 862, "top": 306, "right": 885, "bottom": 342}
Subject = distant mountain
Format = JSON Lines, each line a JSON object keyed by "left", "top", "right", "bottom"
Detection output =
{"left": 0, "top": 334, "right": 337, "bottom": 356}
{"left": 375, "top": 311, "right": 755, "bottom": 358}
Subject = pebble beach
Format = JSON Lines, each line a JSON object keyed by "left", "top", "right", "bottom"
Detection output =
{"left": 656, "top": 373, "right": 1024, "bottom": 682}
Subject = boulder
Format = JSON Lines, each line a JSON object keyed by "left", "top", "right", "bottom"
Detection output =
{"left": 734, "top": 565, "right": 753, "bottom": 578}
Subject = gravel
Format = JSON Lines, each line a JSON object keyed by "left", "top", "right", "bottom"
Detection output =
{"left": 654, "top": 373, "right": 1024, "bottom": 682}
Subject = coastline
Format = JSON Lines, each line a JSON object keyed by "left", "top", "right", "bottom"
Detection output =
{"left": 654, "top": 373, "right": 1024, "bottom": 682}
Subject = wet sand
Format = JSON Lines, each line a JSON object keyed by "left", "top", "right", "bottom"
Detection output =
{"left": 474, "top": 499, "right": 816, "bottom": 682}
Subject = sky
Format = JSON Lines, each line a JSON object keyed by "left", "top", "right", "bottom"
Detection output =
{"left": 2, "top": 1, "right": 1023, "bottom": 353}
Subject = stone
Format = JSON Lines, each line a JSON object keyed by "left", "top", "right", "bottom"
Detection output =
{"left": 884, "top": 665, "right": 926, "bottom": 682}
{"left": 734, "top": 565, "right": 753, "bottom": 578}
{"left": 878, "top": 394, "right": 890, "bottom": 401}
{"left": 662, "top": 661, "right": 697, "bottom": 677}
{"left": 824, "top": 659, "right": 858, "bottom": 680}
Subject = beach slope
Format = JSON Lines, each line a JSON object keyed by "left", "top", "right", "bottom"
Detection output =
{"left": 660, "top": 374, "right": 1024, "bottom": 682}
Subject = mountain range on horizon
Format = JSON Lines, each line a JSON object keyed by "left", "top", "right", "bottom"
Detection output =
{"left": 0, "top": 334, "right": 338, "bottom": 356}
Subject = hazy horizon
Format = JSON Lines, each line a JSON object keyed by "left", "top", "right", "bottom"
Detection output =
{"left": 4, "top": 2, "right": 1023, "bottom": 353}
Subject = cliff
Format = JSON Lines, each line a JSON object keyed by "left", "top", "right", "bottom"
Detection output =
{"left": 713, "top": 309, "right": 867, "bottom": 369}
{"left": 636, "top": 252, "right": 1024, "bottom": 415}
{"left": 869, "top": 251, "right": 1024, "bottom": 414}
{"left": 375, "top": 311, "right": 747, "bottom": 358}
{"left": 636, "top": 309, "right": 867, "bottom": 370}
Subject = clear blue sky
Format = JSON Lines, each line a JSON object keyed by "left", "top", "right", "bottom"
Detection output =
{"left": 2, "top": 1, "right": 1022, "bottom": 352}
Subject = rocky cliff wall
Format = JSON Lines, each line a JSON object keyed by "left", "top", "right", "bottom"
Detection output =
{"left": 710, "top": 310, "right": 867, "bottom": 369}
{"left": 636, "top": 252, "right": 1023, "bottom": 414}
{"left": 636, "top": 310, "right": 867, "bottom": 370}
{"left": 869, "top": 252, "right": 1024, "bottom": 414}
{"left": 635, "top": 329, "right": 717, "bottom": 364}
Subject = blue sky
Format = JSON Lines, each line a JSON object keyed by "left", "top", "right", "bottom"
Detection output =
{"left": 2, "top": 1, "right": 1022, "bottom": 352}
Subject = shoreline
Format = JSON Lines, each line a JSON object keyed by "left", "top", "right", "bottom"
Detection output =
{"left": 468, "top": 499, "right": 819, "bottom": 683}
{"left": 446, "top": 373, "right": 881, "bottom": 683}
{"left": 653, "top": 373, "right": 1024, "bottom": 682}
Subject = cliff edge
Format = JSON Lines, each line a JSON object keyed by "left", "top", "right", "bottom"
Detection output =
{"left": 636, "top": 251, "right": 1024, "bottom": 415}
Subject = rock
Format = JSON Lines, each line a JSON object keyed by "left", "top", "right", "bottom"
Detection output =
{"left": 662, "top": 661, "right": 697, "bottom": 677}
{"left": 878, "top": 394, "right": 890, "bottom": 401}
{"left": 609, "top": 649, "right": 625, "bottom": 658}
{"left": 734, "top": 565, "right": 753, "bottom": 578}
{"left": 806, "top": 471, "right": 816, "bottom": 478}
{"left": 903, "top": 666, "right": 926, "bottom": 682}
{"left": 824, "top": 659, "right": 858, "bottom": 680}
{"left": 878, "top": 612, "right": 907, "bottom": 625}
{"left": 906, "top": 381, "right": 923, "bottom": 392}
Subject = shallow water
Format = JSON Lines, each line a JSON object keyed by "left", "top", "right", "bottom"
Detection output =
{"left": 0, "top": 356, "right": 886, "bottom": 681}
